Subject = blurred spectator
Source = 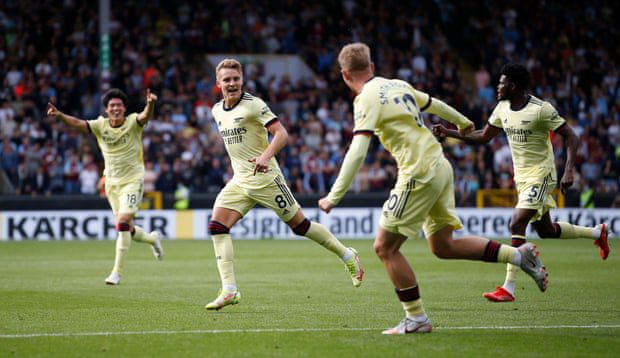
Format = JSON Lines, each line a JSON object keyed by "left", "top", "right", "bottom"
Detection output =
{"left": 0, "top": 0, "right": 616, "bottom": 206}
{"left": 79, "top": 163, "right": 100, "bottom": 194}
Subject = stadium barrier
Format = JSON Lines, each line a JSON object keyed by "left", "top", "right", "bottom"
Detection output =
{"left": 1, "top": 208, "right": 617, "bottom": 241}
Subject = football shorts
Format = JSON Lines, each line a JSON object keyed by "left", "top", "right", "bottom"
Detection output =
{"left": 214, "top": 174, "right": 300, "bottom": 222}
{"left": 380, "top": 157, "right": 462, "bottom": 238}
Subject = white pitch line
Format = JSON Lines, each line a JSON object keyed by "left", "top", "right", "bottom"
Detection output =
{"left": 1, "top": 324, "right": 619, "bottom": 339}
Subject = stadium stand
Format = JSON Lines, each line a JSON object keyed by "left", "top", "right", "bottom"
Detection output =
{"left": 0, "top": 1, "right": 617, "bottom": 207}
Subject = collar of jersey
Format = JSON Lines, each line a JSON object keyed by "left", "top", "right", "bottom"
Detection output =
{"left": 223, "top": 92, "right": 245, "bottom": 111}
{"left": 108, "top": 117, "right": 126, "bottom": 128}
{"left": 509, "top": 95, "right": 532, "bottom": 112}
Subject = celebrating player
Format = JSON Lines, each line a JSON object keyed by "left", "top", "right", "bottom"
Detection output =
{"left": 433, "top": 62, "right": 609, "bottom": 302}
{"left": 47, "top": 89, "right": 164, "bottom": 285}
{"left": 204, "top": 58, "right": 363, "bottom": 311}
{"left": 319, "top": 43, "right": 548, "bottom": 335}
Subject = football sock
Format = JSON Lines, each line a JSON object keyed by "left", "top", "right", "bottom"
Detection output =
{"left": 304, "top": 222, "right": 347, "bottom": 257}
{"left": 212, "top": 233, "right": 236, "bottom": 289}
{"left": 557, "top": 222, "right": 598, "bottom": 239}
{"left": 112, "top": 225, "right": 132, "bottom": 275}
{"left": 482, "top": 241, "right": 520, "bottom": 265}
{"left": 131, "top": 225, "right": 156, "bottom": 244}
{"left": 396, "top": 286, "right": 426, "bottom": 319}
{"left": 502, "top": 264, "right": 519, "bottom": 295}
{"left": 501, "top": 235, "right": 525, "bottom": 295}
{"left": 340, "top": 248, "right": 354, "bottom": 261}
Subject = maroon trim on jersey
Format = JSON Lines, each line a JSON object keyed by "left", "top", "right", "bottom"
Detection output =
{"left": 553, "top": 122, "right": 567, "bottom": 132}
{"left": 86, "top": 120, "right": 92, "bottom": 133}
{"left": 353, "top": 130, "right": 374, "bottom": 136}
{"left": 487, "top": 122, "right": 502, "bottom": 129}
{"left": 419, "top": 94, "right": 432, "bottom": 111}
{"left": 264, "top": 118, "right": 278, "bottom": 128}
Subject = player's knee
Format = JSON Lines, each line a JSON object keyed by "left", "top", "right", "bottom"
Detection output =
{"left": 429, "top": 243, "right": 452, "bottom": 259}
{"left": 373, "top": 240, "right": 395, "bottom": 261}
{"left": 373, "top": 241, "right": 387, "bottom": 260}
{"left": 509, "top": 219, "right": 528, "bottom": 235}
{"left": 291, "top": 218, "right": 311, "bottom": 236}
{"left": 533, "top": 223, "right": 560, "bottom": 239}
{"left": 208, "top": 221, "right": 230, "bottom": 235}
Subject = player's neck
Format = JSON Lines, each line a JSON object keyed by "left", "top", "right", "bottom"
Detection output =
{"left": 509, "top": 93, "right": 529, "bottom": 111}
{"left": 109, "top": 117, "right": 125, "bottom": 128}
{"left": 224, "top": 94, "right": 242, "bottom": 109}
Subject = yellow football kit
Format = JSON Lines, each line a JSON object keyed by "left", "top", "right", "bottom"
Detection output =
{"left": 87, "top": 113, "right": 145, "bottom": 214}
{"left": 327, "top": 77, "right": 473, "bottom": 237}
{"left": 211, "top": 92, "right": 299, "bottom": 221}
{"left": 488, "top": 96, "right": 566, "bottom": 220}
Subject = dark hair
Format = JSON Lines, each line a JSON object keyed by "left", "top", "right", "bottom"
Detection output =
{"left": 102, "top": 88, "right": 128, "bottom": 107}
{"left": 501, "top": 62, "right": 530, "bottom": 90}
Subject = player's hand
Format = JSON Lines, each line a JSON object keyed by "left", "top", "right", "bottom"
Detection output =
{"left": 146, "top": 88, "right": 158, "bottom": 103}
{"left": 432, "top": 124, "right": 448, "bottom": 139}
{"left": 459, "top": 124, "right": 474, "bottom": 136}
{"left": 318, "top": 197, "right": 335, "bottom": 213}
{"left": 249, "top": 156, "right": 270, "bottom": 175}
{"left": 46, "top": 102, "right": 61, "bottom": 118}
{"left": 560, "top": 169, "right": 574, "bottom": 193}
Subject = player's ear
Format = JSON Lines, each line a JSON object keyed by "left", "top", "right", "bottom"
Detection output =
{"left": 341, "top": 69, "right": 350, "bottom": 81}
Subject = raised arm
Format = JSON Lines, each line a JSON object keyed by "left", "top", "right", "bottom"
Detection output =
{"left": 137, "top": 89, "right": 158, "bottom": 125}
{"left": 318, "top": 133, "right": 372, "bottom": 213}
{"left": 46, "top": 102, "right": 89, "bottom": 134}
{"left": 249, "top": 120, "right": 288, "bottom": 175}
{"left": 432, "top": 123, "right": 501, "bottom": 144}
{"left": 556, "top": 124, "right": 578, "bottom": 192}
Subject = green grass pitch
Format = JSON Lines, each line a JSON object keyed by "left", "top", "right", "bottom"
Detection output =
{"left": 1, "top": 239, "right": 618, "bottom": 357}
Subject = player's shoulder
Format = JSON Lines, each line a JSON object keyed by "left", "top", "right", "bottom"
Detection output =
{"left": 527, "top": 95, "right": 545, "bottom": 107}
{"left": 356, "top": 77, "right": 385, "bottom": 103}
{"left": 241, "top": 91, "right": 256, "bottom": 102}
{"left": 494, "top": 99, "right": 511, "bottom": 111}
{"left": 90, "top": 114, "right": 106, "bottom": 122}
{"left": 126, "top": 112, "right": 139, "bottom": 123}
{"left": 87, "top": 115, "right": 106, "bottom": 129}
{"left": 241, "top": 92, "right": 269, "bottom": 109}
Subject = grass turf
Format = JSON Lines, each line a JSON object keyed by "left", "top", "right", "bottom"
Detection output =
{"left": 0, "top": 239, "right": 618, "bottom": 357}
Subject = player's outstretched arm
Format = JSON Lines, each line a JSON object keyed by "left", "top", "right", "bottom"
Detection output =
{"left": 249, "top": 120, "right": 288, "bottom": 175}
{"left": 432, "top": 123, "right": 500, "bottom": 143}
{"left": 137, "top": 88, "right": 158, "bottom": 125}
{"left": 432, "top": 123, "right": 500, "bottom": 144}
{"left": 46, "top": 102, "right": 89, "bottom": 133}
{"left": 319, "top": 134, "right": 371, "bottom": 213}
{"left": 556, "top": 124, "right": 578, "bottom": 192}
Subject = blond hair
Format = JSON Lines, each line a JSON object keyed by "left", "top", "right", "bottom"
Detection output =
{"left": 338, "top": 43, "right": 372, "bottom": 72}
{"left": 216, "top": 58, "right": 243, "bottom": 76}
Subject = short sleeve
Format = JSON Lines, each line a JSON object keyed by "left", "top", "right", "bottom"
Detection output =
{"left": 488, "top": 104, "right": 503, "bottom": 129}
{"left": 411, "top": 88, "right": 432, "bottom": 111}
{"left": 540, "top": 101, "right": 566, "bottom": 131}
{"left": 254, "top": 98, "right": 277, "bottom": 126}
{"left": 352, "top": 93, "right": 379, "bottom": 134}
{"left": 87, "top": 116, "right": 105, "bottom": 137}
{"left": 127, "top": 113, "right": 144, "bottom": 133}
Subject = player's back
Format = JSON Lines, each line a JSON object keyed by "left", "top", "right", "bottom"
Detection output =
{"left": 356, "top": 77, "right": 443, "bottom": 182}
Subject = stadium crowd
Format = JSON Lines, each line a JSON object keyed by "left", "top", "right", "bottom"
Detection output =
{"left": 0, "top": 1, "right": 618, "bottom": 206}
